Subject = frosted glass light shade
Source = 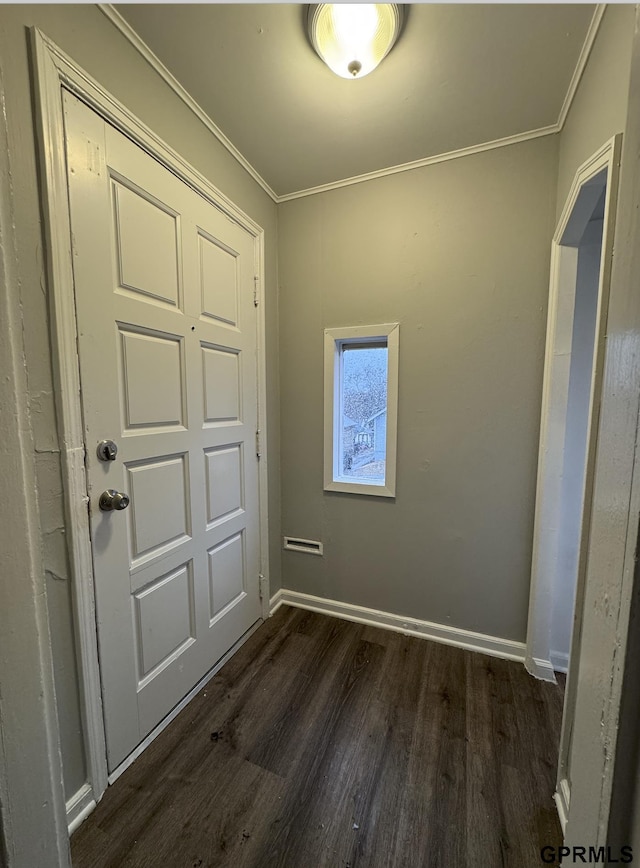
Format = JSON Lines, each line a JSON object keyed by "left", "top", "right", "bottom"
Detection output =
{"left": 308, "top": 4, "right": 404, "bottom": 80}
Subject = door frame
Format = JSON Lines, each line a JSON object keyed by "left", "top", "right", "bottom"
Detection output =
{"left": 526, "top": 136, "right": 621, "bottom": 679}
{"left": 525, "top": 136, "right": 621, "bottom": 828}
{"left": 31, "top": 27, "right": 271, "bottom": 829}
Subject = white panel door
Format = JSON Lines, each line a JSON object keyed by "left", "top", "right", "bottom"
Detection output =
{"left": 63, "top": 91, "right": 262, "bottom": 770}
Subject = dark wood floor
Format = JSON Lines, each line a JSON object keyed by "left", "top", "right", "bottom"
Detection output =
{"left": 72, "top": 606, "right": 565, "bottom": 868}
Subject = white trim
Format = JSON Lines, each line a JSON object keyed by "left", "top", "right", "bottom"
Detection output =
{"left": 526, "top": 136, "right": 621, "bottom": 677}
{"left": 31, "top": 26, "right": 109, "bottom": 806}
{"left": 254, "top": 242, "right": 271, "bottom": 623}
{"left": 0, "top": 55, "right": 70, "bottom": 865}
{"left": 561, "top": 43, "right": 640, "bottom": 839}
{"left": 550, "top": 651, "right": 569, "bottom": 674}
{"left": 98, "top": 4, "right": 278, "bottom": 203}
{"left": 270, "top": 588, "right": 284, "bottom": 616}
{"left": 555, "top": 138, "right": 619, "bottom": 246}
{"left": 323, "top": 323, "right": 399, "bottom": 498}
{"left": 278, "top": 126, "right": 558, "bottom": 202}
{"left": 31, "top": 27, "right": 271, "bottom": 809}
{"left": 525, "top": 135, "right": 622, "bottom": 837}
{"left": 276, "top": 591, "right": 526, "bottom": 663}
{"left": 34, "top": 30, "right": 264, "bottom": 238}
{"left": 556, "top": 5, "right": 606, "bottom": 131}
{"left": 525, "top": 656, "right": 557, "bottom": 684}
{"left": 97, "top": 2, "right": 604, "bottom": 204}
{"left": 66, "top": 784, "right": 96, "bottom": 835}
{"left": 555, "top": 777, "right": 571, "bottom": 835}
{"left": 107, "top": 619, "right": 261, "bottom": 786}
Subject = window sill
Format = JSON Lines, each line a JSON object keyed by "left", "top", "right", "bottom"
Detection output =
{"left": 324, "top": 478, "right": 396, "bottom": 498}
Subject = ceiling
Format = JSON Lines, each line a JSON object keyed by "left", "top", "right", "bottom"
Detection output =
{"left": 113, "top": 4, "right": 596, "bottom": 198}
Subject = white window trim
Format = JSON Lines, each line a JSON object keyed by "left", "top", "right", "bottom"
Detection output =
{"left": 324, "top": 323, "right": 399, "bottom": 498}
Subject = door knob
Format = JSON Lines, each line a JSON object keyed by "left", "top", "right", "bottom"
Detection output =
{"left": 99, "top": 489, "right": 130, "bottom": 511}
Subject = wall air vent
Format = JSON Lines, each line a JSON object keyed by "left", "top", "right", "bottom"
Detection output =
{"left": 283, "top": 536, "right": 323, "bottom": 556}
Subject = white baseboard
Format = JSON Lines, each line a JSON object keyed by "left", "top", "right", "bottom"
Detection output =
{"left": 550, "top": 650, "right": 569, "bottom": 674}
{"left": 270, "top": 588, "right": 283, "bottom": 615}
{"left": 554, "top": 777, "right": 570, "bottom": 834}
{"left": 272, "top": 589, "right": 526, "bottom": 663}
{"left": 525, "top": 655, "right": 558, "bottom": 683}
{"left": 66, "top": 782, "right": 96, "bottom": 834}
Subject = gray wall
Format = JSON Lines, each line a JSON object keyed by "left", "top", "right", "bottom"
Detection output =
{"left": 0, "top": 4, "right": 280, "bottom": 802}
{"left": 278, "top": 135, "right": 559, "bottom": 642}
{"left": 556, "top": 4, "right": 634, "bottom": 214}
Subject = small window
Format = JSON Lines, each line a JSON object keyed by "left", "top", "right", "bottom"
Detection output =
{"left": 324, "top": 323, "right": 399, "bottom": 497}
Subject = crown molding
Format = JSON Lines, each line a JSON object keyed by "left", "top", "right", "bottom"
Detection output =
{"left": 557, "top": 4, "right": 606, "bottom": 131}
{"left": 279, "top": 4, "right": 605, "bottom": 202}
{"left": 277, "top": 124, "right": 559, "bottom": 202}
{"left": 98, "top": 4, "right": 278, "bottom": 202}
{"left": 99, "top": 2, "right": 605, "bottom": 204}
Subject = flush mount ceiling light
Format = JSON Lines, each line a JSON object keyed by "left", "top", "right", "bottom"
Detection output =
{"left": 308, "top": 4, "right": 404, "bottom": 80}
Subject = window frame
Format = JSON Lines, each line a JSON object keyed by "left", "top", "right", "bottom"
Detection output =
{"left": 323, "top": 323, "right": 399, "bottom": 498}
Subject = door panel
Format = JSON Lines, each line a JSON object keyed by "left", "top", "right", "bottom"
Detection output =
{"left": 113, "top": 180, "right": 181, "bottom": 307}
{"left": 209, "top": 532, "right": 246, "bottom": 618}
{"left": 64, "top": 90, "right": 262, "bottom": 771}
{"left": 205, "top": 445, "right": 243, "bottom": 524}
{"left": 127, "top": 454, "right": 191, "bottom": 564}
{"left": 134, "top": 562, "right": 195, "bottom": 679}
{"left": 199, "top": 232, "right": 239, "bottom": 326}
{"left": 119, "top": 327, "right": 185, "bottom": 429}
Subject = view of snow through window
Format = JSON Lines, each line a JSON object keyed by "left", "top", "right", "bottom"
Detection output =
{"left": 340, "top": 344, "right": 388, "bottom": 482}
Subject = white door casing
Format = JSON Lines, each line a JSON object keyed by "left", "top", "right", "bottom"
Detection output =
{"left": 524, "top": 136, "right": 622, "bottom": 831}
{"left": 64, "top": 91, "right": 262, "bottom": 770}
{"left": 526, "top": 137, "right": 621, "bottom": 682}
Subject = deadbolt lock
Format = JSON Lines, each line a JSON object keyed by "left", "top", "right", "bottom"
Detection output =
{"left": 97, "top": 440, "right": 118, "bottom": 462}
{"left": 99, "top": 489, "right": 130, "bottom": 511}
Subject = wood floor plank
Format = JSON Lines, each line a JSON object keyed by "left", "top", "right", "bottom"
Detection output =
{"left": 356, "top": 633, "right": 427, "bottom": 868}
{"left": 399, "top": 642, "right": 468, "bottom": 868}
{"left": 465, "top": 652, "right": 513, "bottom": 867}
{"left": 253, "top": 635, "right": 388, "bottom": 867}
{"left": 246, "top": 612, "right": 359, "bottom": 777}
{"left": 72, "top": 608, "right": 565, "bottom": 868}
